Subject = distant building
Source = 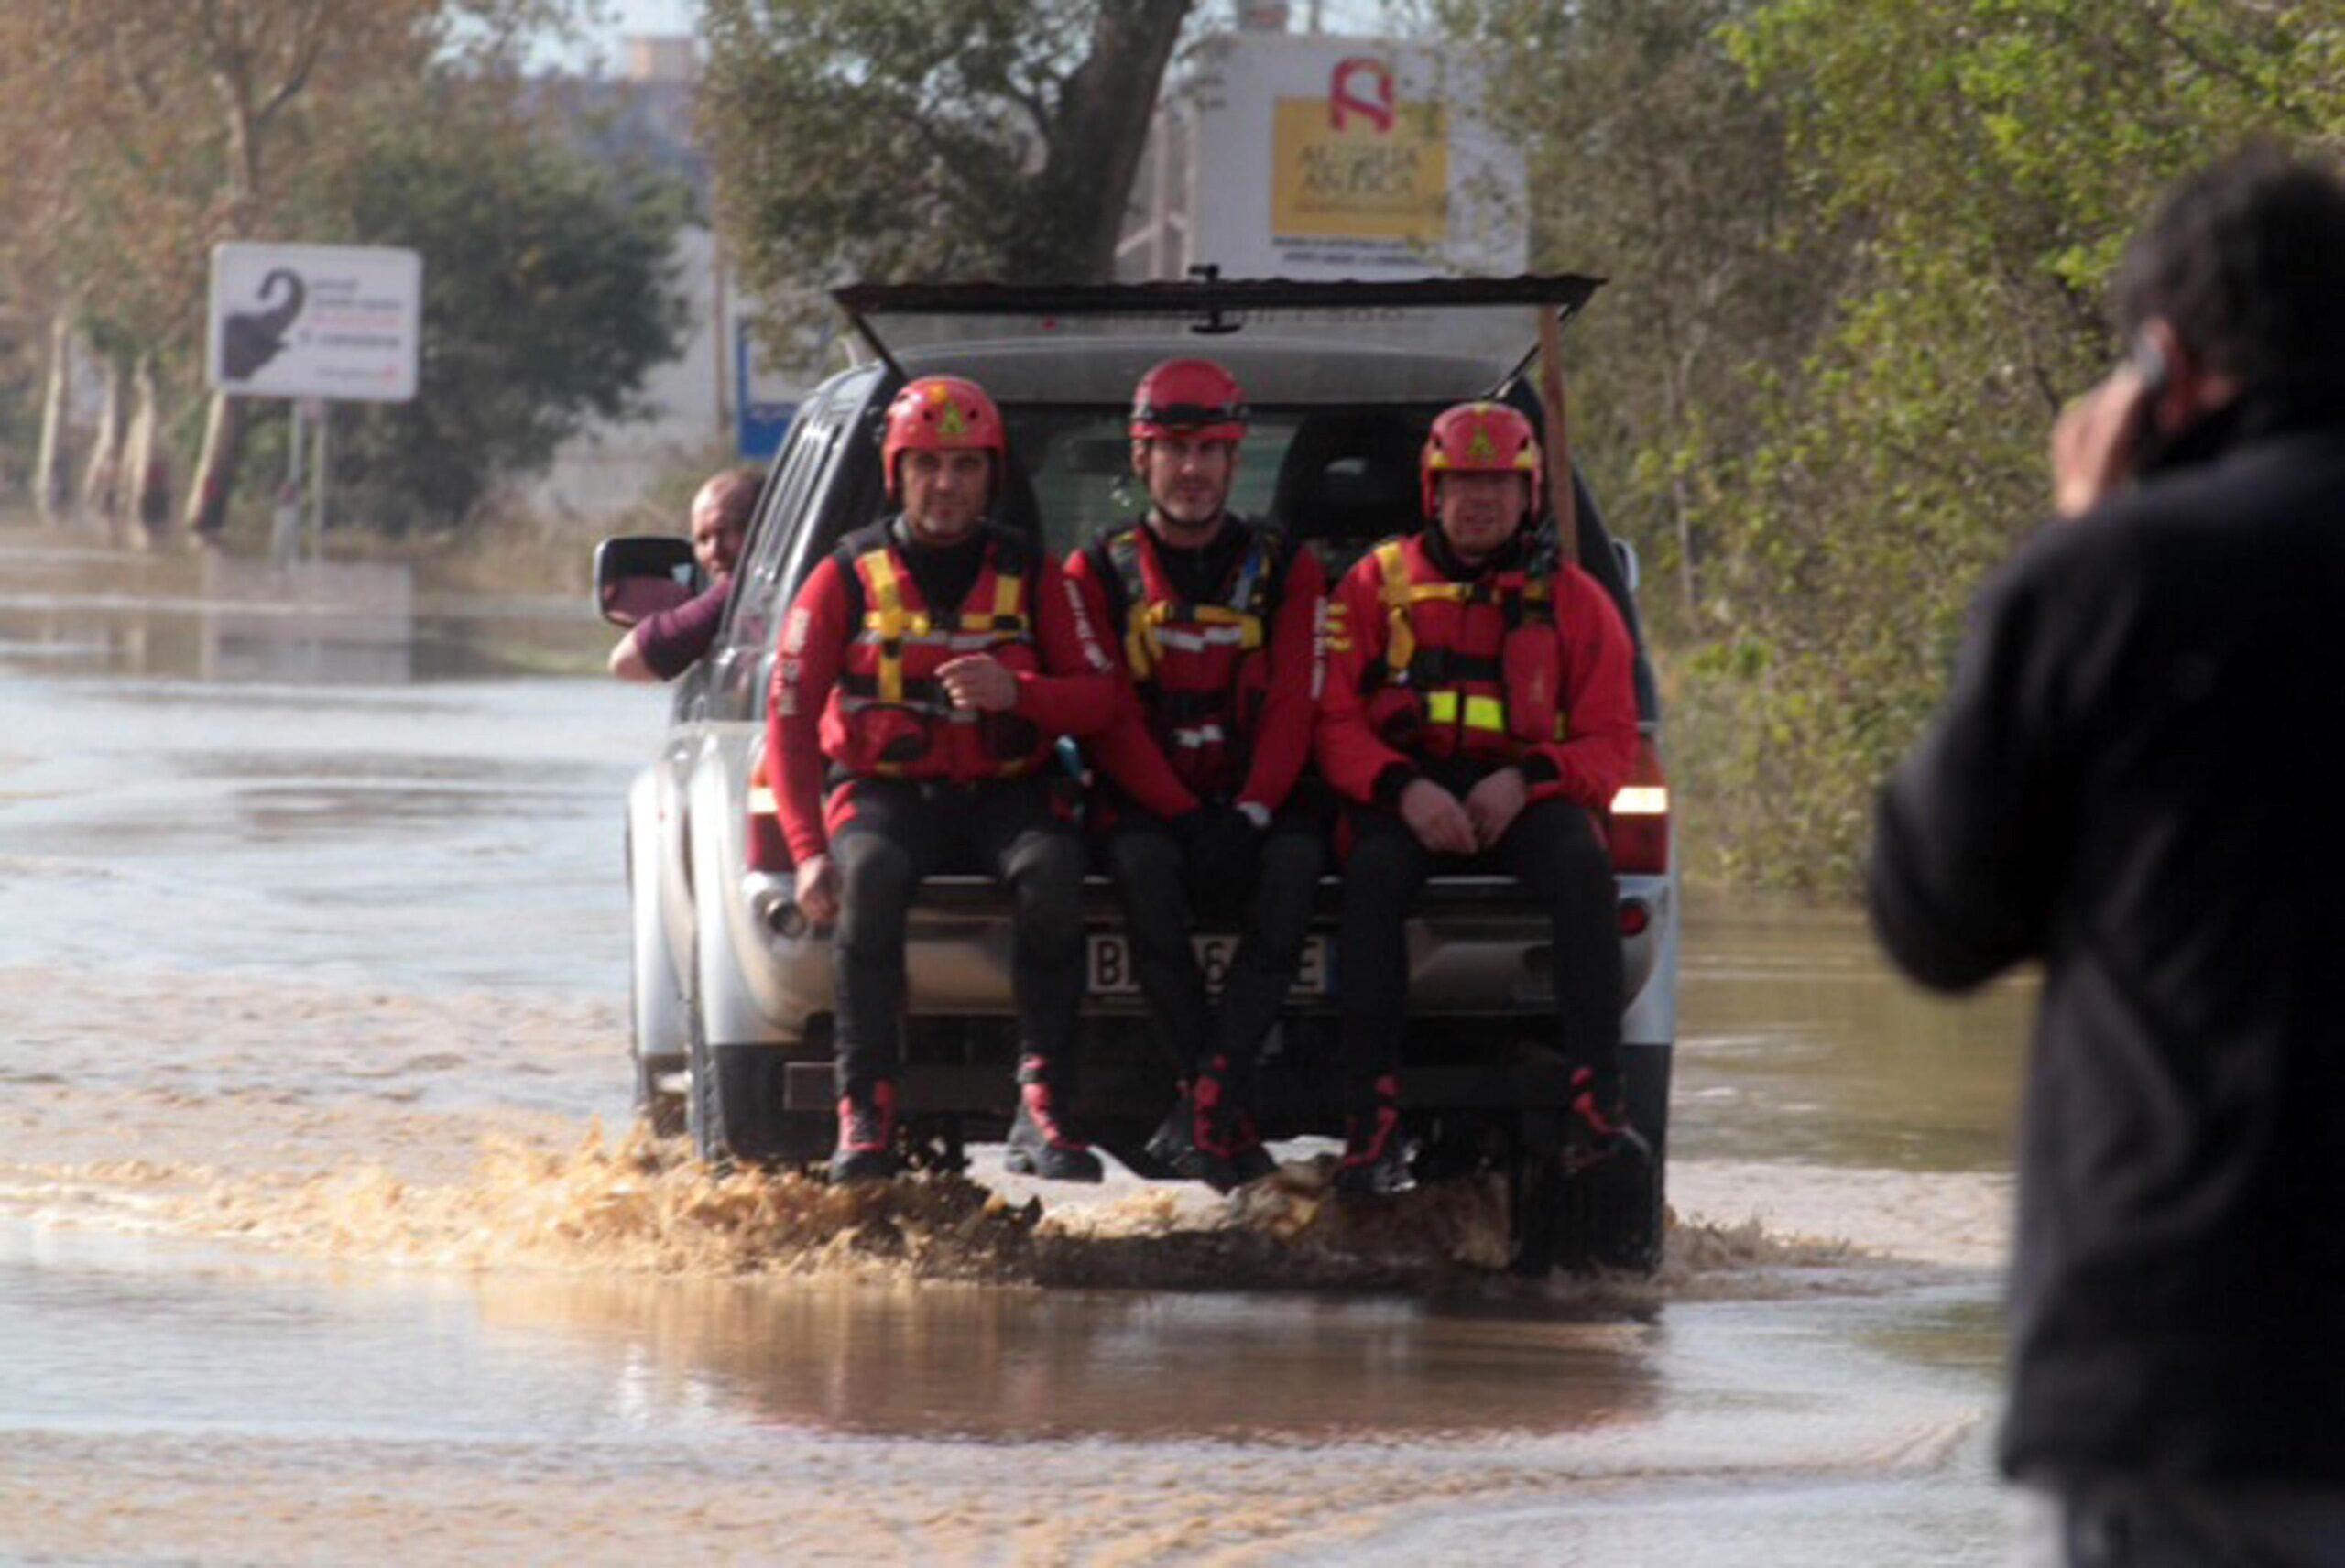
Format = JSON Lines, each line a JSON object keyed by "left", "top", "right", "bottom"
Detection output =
{"left": 527, "top": 37, "right": 789, "bottom": 522}
{"left": 531, "top": 36, "right": 709, "bottom": 208}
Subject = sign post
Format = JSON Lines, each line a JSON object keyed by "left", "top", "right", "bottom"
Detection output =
{"left": 308, "top": 397, "right": 330, "bottom": 559}
{"left": 208, "top": 243, "right": 421, "bottom": 559}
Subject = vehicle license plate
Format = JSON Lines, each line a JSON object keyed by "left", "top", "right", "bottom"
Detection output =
{"left": 1086, "top": 934, "right": 1329, "bottom": 997}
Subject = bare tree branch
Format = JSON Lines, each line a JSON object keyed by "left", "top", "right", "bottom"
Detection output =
{"left": 255, "top": 0, "right": 331, "bottom": 128}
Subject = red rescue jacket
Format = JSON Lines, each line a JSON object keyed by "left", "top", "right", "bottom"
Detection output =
{"left": 1316, "top": 531, "right": 1638, "bottom": 814}
{"left": 768, "top": 520, "right": 1118, "bottom": 861}
{"left": 1065, "top": 516, "right": 1325, "bottom": 820}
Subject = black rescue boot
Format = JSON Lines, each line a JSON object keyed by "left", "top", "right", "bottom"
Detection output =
{"left": 1144, "top": 1068, "right": 1243, "bottom": 1192}
{"left": 1143, "top": 1080, "right": 1213, "bottom": 1181}
{"left": 1003, "top": 1057, "right": 1103, "bottom": 1183}
{"left": 1333, "top": 1074, "right": 1411, "bottom": 1195}
{"left": 1227, "top": 1114, "right": 1279, "bottom": 1187}
{"left": 1194, "top": 1056, "right": 1276, "bottom": 1192}
{"left": 1563, "top": 1066, "right": 1651, "bottom": 1173}
{"left": 1146, "top": 1061, "right": 1277, "bottom": 1194}
{"left": 828, "top": 1081, "right": 901, "bottom": 1183}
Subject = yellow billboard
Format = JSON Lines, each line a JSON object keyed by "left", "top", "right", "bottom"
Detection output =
{"left": 1269, "top": 55, "right": 1450, "bottom": 247}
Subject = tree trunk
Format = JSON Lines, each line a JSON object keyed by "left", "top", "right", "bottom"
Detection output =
{"left": 1656, "top": 333, "right": 1700, "bottom": 626}
{"left": 189, "top": 46, "right": 265, "bottom": 547}
{"left": 123, "top": 356, "right": 169, "bottom": 549}
{"left": 33, "top": 312, "right": 73, "bottom": 527}
{"left": 1025, "top": 0, "right": 1194, "bottom": 282}
{"left": 1672, "top": 471, "right": 1697, "bottom": 627}
{"left": 81, "top": 353, "right": 127, "bottom": 532}
{"left": 182, "top": 391, "right": 245, "bottom": 544}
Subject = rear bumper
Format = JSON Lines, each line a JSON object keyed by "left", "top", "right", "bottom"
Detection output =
{"left": 723, "top": 870, "right": 1674, "bottom": 1038}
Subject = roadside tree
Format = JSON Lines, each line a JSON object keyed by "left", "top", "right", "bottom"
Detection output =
{"left": 0, "top": 2, "right": 219, "bottom": 535}
{"left": 701, "top": 0, "right": 1194, "bottom": 335}
{"left": 319, "top": 84, "right": 692, "bottom": 532}
{"left": 175, "top": 0, "right": 462, "bottom": 541}
{"left": 1432, "top": 0, "right": 1841, "bottom": 637}
{"left": 1698, "top": 0, "right": 2345, "bottom": 886}
{"left": 0, "top": 1, "right": 588, "bottom": 543}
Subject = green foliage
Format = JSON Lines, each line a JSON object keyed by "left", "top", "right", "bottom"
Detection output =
{"left": 319, "top": 84, "right": 692, "bottom": 532}
{"left": 704, "top": 0, "right": 1063, "bottom": 280}
{"left": 0, "top": 2, "right": 618, "bottom": 531}
{"left": 1438, "top": 0, "right": 2345, "bottom": 888}
{"left": 1686, "top": 0, "right": 2345, "bottom": 887}
{"left": 1431, "top": 0, "right": 1850, "bottom": 649}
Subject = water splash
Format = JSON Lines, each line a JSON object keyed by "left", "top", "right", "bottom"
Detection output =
{"left": 34, "top": 1121, "right": 1900, "bottom": 1301}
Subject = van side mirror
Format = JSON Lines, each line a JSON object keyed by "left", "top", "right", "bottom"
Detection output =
{"left": 594, "top": 535, "right": 700, "bottom": 627}
{"left": 1611, "top": 537, "right": 1642, "bottom": 595}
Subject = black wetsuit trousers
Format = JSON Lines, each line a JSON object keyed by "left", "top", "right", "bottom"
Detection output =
{"left": 1337, "top": 798, "right": 1621, "bottom": 1109}
{"left": 828, "top": 775, "right": 1085, "bottom": 1100}
{"left": 1105, "top": 809, "right": 1325, "bottom": 1094}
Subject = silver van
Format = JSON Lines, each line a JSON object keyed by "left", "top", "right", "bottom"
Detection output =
{"left": 598, "top": 277, "right": 1678, "bottom": 1273}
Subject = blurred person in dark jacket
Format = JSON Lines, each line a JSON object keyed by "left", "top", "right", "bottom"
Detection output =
{"left": 1869, "top": 146, "right": 2345, "bottom": 1565}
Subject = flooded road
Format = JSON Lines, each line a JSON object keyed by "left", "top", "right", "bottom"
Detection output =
{"left": 0, "top": 528, "right": 2033, "bottom": 1563}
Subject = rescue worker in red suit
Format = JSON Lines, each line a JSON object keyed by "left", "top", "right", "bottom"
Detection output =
{"left": 770, "top": 376, "right": 1121, "bottom": 1183}
{"left": 1064, "top": 359, "right": 1328, "bottom": 1192}
{"left": 1316, "top": 401, "right": 1642, "bottom": 1193}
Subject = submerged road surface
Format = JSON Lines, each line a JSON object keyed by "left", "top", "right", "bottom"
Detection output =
{"left": 0, "top": 531, "right": 2031, "bottom": 1564}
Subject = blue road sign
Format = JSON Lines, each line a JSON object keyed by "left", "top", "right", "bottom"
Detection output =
{"left": 736, "top": 322, "right": 795, "bottom": 462}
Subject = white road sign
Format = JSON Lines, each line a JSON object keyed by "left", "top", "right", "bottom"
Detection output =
{"left": 208, "top": 244, "right": 421, "bottom": 402}
{"left": 1183, "top": 34, "right": 1527, "bottom": 282}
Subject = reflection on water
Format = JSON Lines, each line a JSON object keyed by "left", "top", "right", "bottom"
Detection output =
{"left": 0, "top": 675, "right": 660, "bottom": 988}
{"left": 0, "top": 1223, "right": 2010, "bottom": 1563}
{"left": 479, "top": 1276, "right": 1667, "bottom": 1443}
{"left": 0, "top": 533, "right": 660, "bottom": 989}
{"left": 1859, "top": 1291, "right": 2005, "bottom": 1380}
{"left": 1675, "top": 899, "right": 2029, "bottom": 1173}
{"left": 5, "top": 1222, "right": 1990, "bottom": 1456}
{"left": 0, "top": 532, "right": 607, "bottom": 684}
{"left": 196, "top": 555, "right": 415, "bottom": 682}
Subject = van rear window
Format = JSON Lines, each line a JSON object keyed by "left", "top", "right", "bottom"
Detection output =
{"left": 1006, "top": 405, "right": 1437, "bottom": 566}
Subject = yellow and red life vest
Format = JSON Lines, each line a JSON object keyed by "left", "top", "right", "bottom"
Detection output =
{"left": 1358, "top": 536, "right": 1565, "bottom": 764}
{"left": 826, "top": 525, "right": 1051, "bottom": 780}
{"left": 1099, "top": 521, "right": 1281, "bottom": 797}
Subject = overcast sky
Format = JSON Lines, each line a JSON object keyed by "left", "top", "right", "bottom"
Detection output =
{"left": 567, "top": 0, "right": 1406, "bottom": 71}
{"left": 601, "top": 0, "right": 697, "bottom": 43}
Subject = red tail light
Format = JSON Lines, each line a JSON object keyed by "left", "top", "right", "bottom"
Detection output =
{"left": 1607, "top": 736, "right": 1670, "bottom": 876}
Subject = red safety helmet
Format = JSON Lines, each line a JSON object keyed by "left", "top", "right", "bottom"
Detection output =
{"left": 881, "top": 376, "right": 1006, "bottom": 499}
{"left": 1420, "top": 400, "right": 1542, "bottom": 518}
{"left": 1130, "top": 358, "right": 1249, "bottom": 442}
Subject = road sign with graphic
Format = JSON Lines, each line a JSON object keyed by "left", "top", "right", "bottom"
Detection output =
{"left": 208, "top": 244, "right": 421, "bottom": 402}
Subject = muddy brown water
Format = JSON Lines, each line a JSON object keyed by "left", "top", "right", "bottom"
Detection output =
{"left": 0, "top": 530, "right": 2032, "bottom": 1564}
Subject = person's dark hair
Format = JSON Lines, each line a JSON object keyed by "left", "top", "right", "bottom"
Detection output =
{"left": 2114, "top": 143, "right": 2345, "bottom": 386}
